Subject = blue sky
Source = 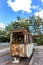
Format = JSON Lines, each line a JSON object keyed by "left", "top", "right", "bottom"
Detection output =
{"left": 0, "top": 0, "right": 43, "bottom": 28}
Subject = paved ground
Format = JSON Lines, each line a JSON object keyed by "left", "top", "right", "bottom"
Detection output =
{"left": 0, "top": 53, "right": 29, "bottom": 65}
{"left": 0, "top": 54, "right": 11, "bottom": 65}
{"left": 0, "top": 46, "right": 43, "bottom": 65}
{"left": 32, "top": 48, "right": 43, "bottom": 65}
{"left": 0, "top": 48, "right": 29, "bottom": 65}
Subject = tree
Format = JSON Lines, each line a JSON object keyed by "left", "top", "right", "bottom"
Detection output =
{"left": 29, "top": 16, "right": 43, "bottom": 45}
{"left": 12, "top": 18, "right": 30, "bottom": 31}
{"left": 5, "top": 18, "right": 30, "bottom": 32}
{"left": 29, "top": 16, "right": 43, "bottom": 34}
{"left": 4, "top": 18, "right": 30, "bottom": 42}
{"left": 16, "top": 16, "right": 21, "bottom": 20}
{"left": 0, "top": 30, "right": 9, "bottom": 42}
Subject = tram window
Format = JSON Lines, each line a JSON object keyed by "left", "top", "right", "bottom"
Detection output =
{"left": 12, "top": 33, "right": 24, "bottom": 44}
{"left": 26, "top": 34, "right": 28, "bottom": 43}
{"left": 12, "top": 34, "right": 17, "bottom": 44}
{"left": 27, "top": 34, "right": 30, "bottom": 43}
{"left": 28, "top": 35, "right": 32, "bottom": 43}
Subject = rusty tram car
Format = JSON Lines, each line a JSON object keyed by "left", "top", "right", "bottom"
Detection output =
{"left": 10, "top": 30, "right": 33, "bottom": 58}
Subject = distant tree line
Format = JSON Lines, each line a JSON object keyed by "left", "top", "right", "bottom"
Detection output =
{"left": 0, "top": 16, "right": 43, "bottom": 45}
{"left": 0, "top": 30, "right": 10, "bottom": 42}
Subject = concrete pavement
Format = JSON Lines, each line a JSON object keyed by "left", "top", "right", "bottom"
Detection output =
{"left": 0, "top": 46, "right": 43, "bottom": 65}
{"left": 0, "top": 48, "right": 10, "bottom": 56}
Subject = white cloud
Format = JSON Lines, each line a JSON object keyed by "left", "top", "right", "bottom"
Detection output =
{"left": 35, "top": 10, "right": 43, "bottom": 19}
{"left": 41, "top": 0, "right": 43, "bottom": 2}
{"left": 0, "top": 23, "right": 5, "bottom": 29}
{"left": 32, "top": 5, "right": 39, "bottom": 9}
{"left": 7, "top": 0, "right": 32, "bottom": 13}
{"left": 32, "top": 5, "right": 42, "bottom": 11}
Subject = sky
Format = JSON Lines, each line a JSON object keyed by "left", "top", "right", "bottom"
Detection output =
{"left": 0, "top": 0, "right": 43, "bottom": 29}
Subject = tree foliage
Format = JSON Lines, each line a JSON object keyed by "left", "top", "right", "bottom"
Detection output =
{"left": 5, "top": 18, "right": 30, "bottom": 32}
{"left": 0, "top": 16, "right": 43, "bottom": 44}
{"left": 29, "top": 16, "right": 43, "bottom": 34}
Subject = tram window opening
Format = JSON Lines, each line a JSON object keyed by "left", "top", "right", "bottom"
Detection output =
{"left": 28, "top": 35, "right": 32, "bottom": 43}
{"left": 26, "top": 34, "right": 29, "bottom": 43}
{"left": 12, "top": 33, "right": 24, "bottom": 44}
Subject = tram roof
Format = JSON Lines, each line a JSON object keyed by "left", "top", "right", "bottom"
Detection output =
{"left": 10, "top": 30, "right": 30, "bottom": 34}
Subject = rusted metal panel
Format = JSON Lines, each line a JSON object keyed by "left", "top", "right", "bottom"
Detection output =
{"left": 11, "top": 30, "right": 28, "bottom": 34}
{"left": 10, "top": 44, "right": 25, "bottom": 57}
{"left": 10, "top": 43, "right": 33, "bottom": 57}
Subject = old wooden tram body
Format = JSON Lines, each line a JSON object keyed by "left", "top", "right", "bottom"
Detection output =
{"left": 10, "top": 30, "right": 33, "bottom": 58}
